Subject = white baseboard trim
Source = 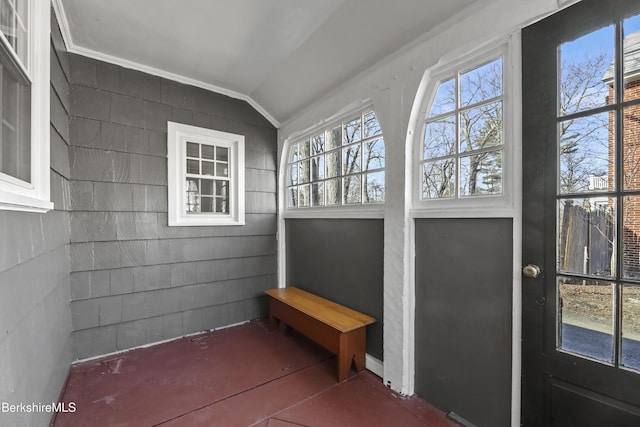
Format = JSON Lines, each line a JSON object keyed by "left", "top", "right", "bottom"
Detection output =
{"left": 365, "top": 354, "right": 384, "bottom": 378}
{"left": 71, "top": 320, "right": 250, "bottom": 365}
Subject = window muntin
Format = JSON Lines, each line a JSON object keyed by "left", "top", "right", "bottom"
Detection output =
{"left": 420, "top": 57, "right": 504, "bottom": 200}
{"left": 287, "top": 110, "right": 385, "bottom": 208}
{"left": 168, "top": 122, "right": 244, "bottom": 226}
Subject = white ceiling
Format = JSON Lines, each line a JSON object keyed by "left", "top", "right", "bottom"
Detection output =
{"left": 58, "top": 0, "right": 478, "bottom": 126}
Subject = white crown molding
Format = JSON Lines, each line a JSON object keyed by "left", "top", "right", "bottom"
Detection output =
{"left": 50, "top": 0, "right": 280, "bottom": 128}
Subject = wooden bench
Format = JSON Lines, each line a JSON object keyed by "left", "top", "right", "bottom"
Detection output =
{"left": 264, "top": 287, "right": 376, "bottom": 382}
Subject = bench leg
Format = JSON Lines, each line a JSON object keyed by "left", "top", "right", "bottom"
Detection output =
{"left": 268, "top": 314, "right": 280, "bottom": 332}
{"left": 337, "top": 328, "right": 367, "bottom": 381}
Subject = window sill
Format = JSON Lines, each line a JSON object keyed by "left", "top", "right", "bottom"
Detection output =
{"left": 0, "top": 189, "right": 53, "bottom": 213}
{"left": 283, "top": 204, "right": 384, "bottom": 219}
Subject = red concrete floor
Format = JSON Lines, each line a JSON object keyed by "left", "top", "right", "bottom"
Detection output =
{"left": 52, "top": 320, "right": 456, "bottom": 427}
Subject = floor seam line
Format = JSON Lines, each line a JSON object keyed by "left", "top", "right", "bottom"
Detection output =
{"left": 151, "top": 355, "right": 334, "bottom": 426}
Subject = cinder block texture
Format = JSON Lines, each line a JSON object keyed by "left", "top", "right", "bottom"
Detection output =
{"left": 68, "top": 53, "right": 278, "bottom": 359}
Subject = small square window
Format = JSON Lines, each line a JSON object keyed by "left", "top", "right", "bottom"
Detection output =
{"left": 168, "top": 122, "right": 245, "bottom": 226}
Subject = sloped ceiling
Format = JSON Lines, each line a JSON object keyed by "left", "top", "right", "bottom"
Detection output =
{"left": 57, "top": 0, "right": 478, "bottom": 126}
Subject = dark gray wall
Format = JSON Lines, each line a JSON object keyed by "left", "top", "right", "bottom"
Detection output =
{"left": 67, "top": 54, "right": 278, "bottom": 359}
{"left": 285, "top": 219, "right": 383, "bottom": 360}
{"left": 0, "top": 11, "right": 73, "bottom": 427}
{"left": 415, "top": 218, "right": 512, "bottom": 427}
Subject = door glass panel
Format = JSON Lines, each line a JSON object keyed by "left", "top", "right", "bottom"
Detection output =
{"left": 622, "top": 283, "right": 640, "bottom": 371}
{"left": 557, "top": 198, "right": 616, "bottom": 278}
{"left": 559, "top": 25, "right": 614, "bottom": 115}
{"left": 623, "top": 196, "right": 640, "bottom": 279}
{"left": 623, "top": 106, "right": 640, "bottom": 190}
{"left": 558, "top": 276, "right": 614, "bottom": 364}
{"left": 623, "top": 14, "right": 640, "bottom": 103}
{"left": 559, "top": 112, "right": 613, "bottom": 194}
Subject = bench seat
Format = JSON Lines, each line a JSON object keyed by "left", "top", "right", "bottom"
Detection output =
{"left": 265, "top": 287, "right": 375, "bottom": 382}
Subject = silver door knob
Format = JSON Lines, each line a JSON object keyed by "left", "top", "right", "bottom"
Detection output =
{"left": 523, "top": 264, "right": 541, "bottom": 278}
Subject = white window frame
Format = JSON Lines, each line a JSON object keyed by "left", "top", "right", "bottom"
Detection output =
{"left": 282, "top": 105, "right": 385, "bottom": 220}
{"left": 167, "top": 122, "right": 245, "bottom": 226}
{"left": 413, "top": 42, "right": 515, "bottom": 217}
{"left": 0, "top": 1, "right": 51, "bottom": 213}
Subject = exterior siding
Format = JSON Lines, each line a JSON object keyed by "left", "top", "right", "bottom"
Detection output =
{"left": 0, "top": 11, "right": 74, "bottom": 427}
{"left": 67, "top": 54, "right": 278, "bottom": 359}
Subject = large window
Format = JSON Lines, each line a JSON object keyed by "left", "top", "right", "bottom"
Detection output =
{"left": 167, "top": 122, "right": 245, "bottom": 226}
{"left": 419, "top": 56, "right": 505, "bottom": 202}
{"left": 286, "top": 110, "right": 385, "bottom": 209}
{"left": 0, "top": 0, "right": 50, "bottom": 212}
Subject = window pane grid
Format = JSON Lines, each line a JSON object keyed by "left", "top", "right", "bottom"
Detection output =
{"left": 421, "top": 56, "right": 504, "bottom": 200}
{"left": 287, "top": 111, "right": 384, "bottom": 208}
{"left": 185, "top": 141, "right": 231, "bottom": 214}
{"left": 553, "top": 15, "right": 640, "bottom": 372}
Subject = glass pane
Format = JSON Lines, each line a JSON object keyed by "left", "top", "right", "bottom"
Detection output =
{"left": 363, "top": 111, "right": 381, "bottom": 138}
{"left": 200, "top": 197, "right": 213, "bottom": 213}
{"left": 216, "top": 146, "right": 228, "bottom": 162}
{"left": 290, "top": 144, "right": 299, "bottom": 162}
{"left": 0, "top": 60, "right": 30, "bottom": 182}
{"left": 311, "top": 182, "right": 324, "bottom": 207}
{"left": 557, "top": 197, "right": 615, "bottom": 277}
{"left": 299, "top": 184, "right": 310, "bottom": 207}
{"left": 343, "top": 175, "right": 361, "bottom": 204}
{"left": 215, "top": 197, "right": 228, "bottom": 213}
{"left": 559, "top": 112, "right": 612, "bottom": 194}
{"left": 201, "top": 145, "right": 215, "bottom": 160}
{"left": 343, "top": 145, "right": 361, "bottom": 175}
{"left": 558, "top": 276, "right": 614, "bottom": 364}
{"left": 215, "top": 162, "right": 228, "bottom": 178}
{"left": 289, "top": 163, "right": 298, "bottom": 186}
{"left": 299, "top": 159, "right": 310, "bottom": 183}
{"left": 363, "top": 138, "right": 384, "bottom": 170}
{"left": 364, "top": 171, "right": 384, "bottom": 203}
{"left": 460, "top": 58, "right": 502, "bottom": 107}
{"left": 326, "top": 178, "right": 341, "bottom": 205}
{"left": 623, "top": 14, "right": 640, "bottom": 102}
{"left": 623, "top": 196, "right": 640, "bottom": 279}
{"left": 14, "top": 0, "right": 26, "bottom": 64}
{"left": 459, "top": 101, "right": 502, "bottom": 152}
{"left": 311, "top": 134, "right": 324, "bottom": 155}
{"left": 215, "top": 180, "right": 227, "bottom": 197}
{"left": 424, "top": 116, "right": 456, "bottom": 159}
{"left": 298, "top": 140, "right": 310, "bottom": 159}
{"left": 422, "top": 159, "right": 455, "bottom": 199}
{"left": 202, "top": 161, "right": 214, "bottom": 176}
{"left": 186, "top": 142, "right": 199, "bottom": 157}
{"left": 622, "top": 284, "right": 640, "bottom": 371}
{"left": 343, "top": 117, "right": 362, "bottom": 144}
{"left": 201, "top": 179, "right": 213, "bottom": 196}
{"left": 0, "top": 1, "right": 15, "bottom": 52}
{"left": 459, "top": 150, "right": 503, "bottom": 196}
{"left": 326, "top": 151, "right": 340, "bottom": 178}
{"left": 429, "top": 78, "right": 455, "bottom": 117}
{"left": 624, "top": 106, "right": 640, "bottom": 190}
{"left": 560, "top": 25, "right": 614, "bottom": 115}
{"left": 327, "top": 126, "right": 341, "bottom": 150}
{"left": 311, "top": 156, "right": 324, "bottom": 181}
{"left": 288, "top": 187, "right": 298, "bottom": 208}
{"left": 186, "top": 159, "right": 199, "bottom": 174}
{"left": 186, "top": 179, "right": 200, "bottom": 213}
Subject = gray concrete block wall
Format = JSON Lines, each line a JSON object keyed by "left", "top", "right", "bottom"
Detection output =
{"left": 67, "top": 53, "right": 278, "bottom": 359}
{"left": 0, "top": 11, "right": 74, "bottom": 427}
